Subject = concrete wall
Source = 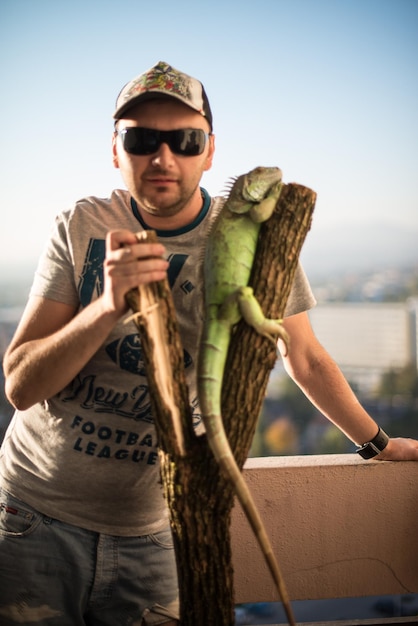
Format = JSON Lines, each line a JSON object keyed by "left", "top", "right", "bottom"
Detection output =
{"left": 231, "top": 455, "right": 418, "bottom": 604}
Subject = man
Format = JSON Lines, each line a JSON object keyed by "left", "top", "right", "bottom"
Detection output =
{"left": 1, "top": 61, "right": 417, "bottom": 626}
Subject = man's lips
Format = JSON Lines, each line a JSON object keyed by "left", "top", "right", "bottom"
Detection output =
{"left": 144, "top": 170, "right": 178, "bottom": 185}
{"left": 147, "top": 177, "right": 177, "bottom": 183}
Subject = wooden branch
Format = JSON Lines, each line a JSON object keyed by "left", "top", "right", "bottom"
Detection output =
{"left": 125, "top": 230, "right": 194, "bottom": 457}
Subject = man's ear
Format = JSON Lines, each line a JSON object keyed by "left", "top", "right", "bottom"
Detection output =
{"left": 112, "top": 132, "right": 119, "bottom": 169}
{"left": 204, "top": 133, "right": 215, "bottom": 172}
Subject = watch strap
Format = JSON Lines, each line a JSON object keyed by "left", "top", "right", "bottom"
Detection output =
{"left": 357, "top": 427, "right": 389, "bottom": 459}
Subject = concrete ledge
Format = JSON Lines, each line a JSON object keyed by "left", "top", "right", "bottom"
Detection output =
{"left": 231, "top": 455, "right": 418, "bottom": 604}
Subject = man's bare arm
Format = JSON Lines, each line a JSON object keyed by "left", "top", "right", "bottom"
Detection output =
{"left": 3, "top": 230, "right": 168, "bottom": 411}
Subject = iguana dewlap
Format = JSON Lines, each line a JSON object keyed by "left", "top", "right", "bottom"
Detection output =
{"left": 197, "top": 166, "right": 295, "bottom": 625}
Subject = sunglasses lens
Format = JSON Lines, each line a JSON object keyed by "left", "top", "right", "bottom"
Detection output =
{"left": 121, "top": 128, "right": 157, "bottom": 155}
{"left": 175, "top": 129, "right": 207, "bottom": 155}
{"left": 120, "top": 128, "right": 208, "bottom": 156}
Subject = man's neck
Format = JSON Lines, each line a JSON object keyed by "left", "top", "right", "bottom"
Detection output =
{"left": 134, "top": 189, "right": 205, "bottom": 232}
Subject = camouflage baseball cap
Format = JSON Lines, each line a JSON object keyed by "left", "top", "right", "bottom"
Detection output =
{"left": 113, "top": 61, "right": 213, "bottom": 130}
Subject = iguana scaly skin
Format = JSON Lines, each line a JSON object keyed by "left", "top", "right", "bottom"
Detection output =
{"left": 197, "top": 166, "right": 295, "bottom": 626}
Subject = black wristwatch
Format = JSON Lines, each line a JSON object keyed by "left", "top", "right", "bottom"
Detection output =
{"left": 357, "top": 427, "right": 390, "bottom": 459}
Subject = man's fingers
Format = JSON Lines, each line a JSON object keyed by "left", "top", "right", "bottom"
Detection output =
{"left": 130, "top": 242, "right": 167, "bottom": 261}
{"left": 106, "top": 230, "right": 166, "bottom": 261}
{"left": 106, "top": 229, "right": 138, "bottom": 251}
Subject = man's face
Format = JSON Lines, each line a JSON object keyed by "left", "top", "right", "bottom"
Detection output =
{"left": 112, "top": 98, "right": 215, "bottom": 227}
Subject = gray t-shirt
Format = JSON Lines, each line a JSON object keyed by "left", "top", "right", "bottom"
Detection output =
{"left": 0, "top": 188, "right": 316, "bottom": 536}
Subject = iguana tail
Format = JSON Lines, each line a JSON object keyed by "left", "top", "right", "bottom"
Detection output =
{"left": 198, "top": 321, "right": 296, "bottom": 626}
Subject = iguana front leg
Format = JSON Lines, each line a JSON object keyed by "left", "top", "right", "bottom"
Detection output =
{"left": 217, "top": 286, "right": 289, "bottom": 351}
{"left": 249, "top": 181, "right": 283, "bottom": 223}
{"left": 237, "top": 286, "right": 289, "bottom": 353}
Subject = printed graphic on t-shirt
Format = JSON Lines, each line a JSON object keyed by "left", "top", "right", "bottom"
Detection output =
{"left": 105, "top": 334, "right": 192, "bottom": 376}
{"left": 69, "top": 414, "right": 160, "bottom": 465}
{"left": 77, "top": 240, "right": 190, "bottom": 307}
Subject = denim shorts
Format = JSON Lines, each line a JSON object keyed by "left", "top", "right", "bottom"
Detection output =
{"left": 0, "top": 488, "right": 179, "bottom": 625}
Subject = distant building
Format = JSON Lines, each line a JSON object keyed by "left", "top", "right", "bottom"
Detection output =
{"left": 308, "top": 300, "right": 418, "bottom": 392}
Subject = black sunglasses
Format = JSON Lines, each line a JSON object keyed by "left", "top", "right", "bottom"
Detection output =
{"left": 118, "top": 127, "right": 209, "bottom": 156}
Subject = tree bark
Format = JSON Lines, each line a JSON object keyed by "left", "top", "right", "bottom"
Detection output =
{"left": 223, "top": 183, "right": 317, "bottom": 464}
{"left": 126, "top": 183, "right": 316, "bottom": 625}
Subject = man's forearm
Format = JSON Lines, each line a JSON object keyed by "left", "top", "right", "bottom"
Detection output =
{"left": 4, "top": 298, "right": 120, "bottom": 411}
{"left": 288, "top": 347, "right": 380, "bottom": 446}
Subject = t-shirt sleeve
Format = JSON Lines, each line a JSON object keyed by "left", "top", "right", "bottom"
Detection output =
{"left": 29, "top": 213, "right": 79, "bottom": 308}
{"left": 284, "top": 263, "right": 317, "bottom": 317}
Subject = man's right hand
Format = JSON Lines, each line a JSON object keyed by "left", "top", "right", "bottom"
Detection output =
{"left": 102, "top": 229, "right": 169, "bottom": 317}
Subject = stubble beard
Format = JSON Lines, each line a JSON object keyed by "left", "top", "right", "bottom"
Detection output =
{"left": 137, "top": 182, "right": 200, "bottom": 219}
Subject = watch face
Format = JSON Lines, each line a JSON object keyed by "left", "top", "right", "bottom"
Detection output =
{"left": 357, "top": 443, "right": 377, "bottom": 459}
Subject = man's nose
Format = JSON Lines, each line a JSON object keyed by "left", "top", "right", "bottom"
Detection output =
{"left": 150, "top": 141, "right": 175, "bottom": 168}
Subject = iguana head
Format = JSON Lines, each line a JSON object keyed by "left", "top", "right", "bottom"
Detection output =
{"left": 240, "top": 166, "right": 283, "bottom": 202}
{"left": 221, "top": 166, "right": 283, "bottom": 217}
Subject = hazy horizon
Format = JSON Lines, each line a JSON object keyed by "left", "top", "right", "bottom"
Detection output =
{"left": 2, "top": 216, "right": 417, "bottom": 286}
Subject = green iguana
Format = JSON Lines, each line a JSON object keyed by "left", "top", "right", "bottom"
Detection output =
{"left": 197, "top": 166, "right": 296, "bottom": 626}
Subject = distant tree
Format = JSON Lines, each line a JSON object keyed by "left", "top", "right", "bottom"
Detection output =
{"left": 315, "top": 425, "right": 350, "bottom": 454}
{"left": 256, "top": 372, "right": 358, "bottom": 455}
{"left": 267, "top": 375, "right": 318, "bottom": 432}
{"left": 255, "top": 375, "right": 323, "bottom": 455}
{"left": 377, "top": 364, "right": 418, "bottom": 438}
{"left": 379, "top": 364, "right": 418, "bottom": 398}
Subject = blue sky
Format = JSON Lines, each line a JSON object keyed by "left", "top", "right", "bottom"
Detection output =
{"left": 1, "top": 0, "right": 417, "bottom": 278}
